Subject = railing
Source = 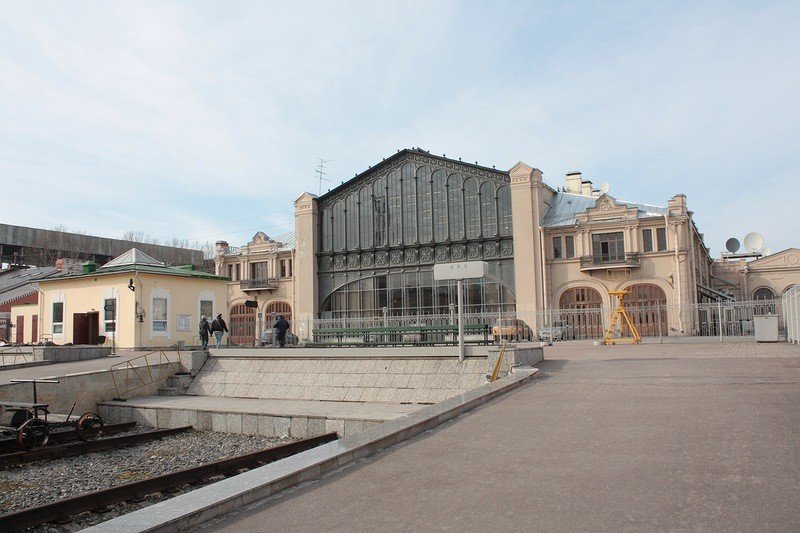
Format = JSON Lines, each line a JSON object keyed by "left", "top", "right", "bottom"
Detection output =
{"left": 304, "top": 299, "right": 788, "bottom": 344}
{"left": 109, "top": 350, "right": 183, "bottom": 400}
{"left": 579, "top": 252, "right": 640, "bottom": 270}
{"left": 240, "top": 278, "right": 278, "bottom": 290}
{"left": 0, "top": 346, "right": 31, "bottom": 367}
{"left": 783, "top": 285, "right": 800, "bottom": 345}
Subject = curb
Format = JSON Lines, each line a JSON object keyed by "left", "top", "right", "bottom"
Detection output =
{"left": 83, "top": 368, "right": 539, "bottom": 533}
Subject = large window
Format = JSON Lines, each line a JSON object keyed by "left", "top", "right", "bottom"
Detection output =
{"left": 280, "top": 259, "right": 292, "bottom": 278}
{"left": 592, "top": 232, "right": 625, "bottom": 262}
{"left": 480, "top": 182, "right": 497, "bottom": 237}
{"left": 464, "top": 177, "right": 480, "bottom": 239}
{"left": 497, "top": 185, "right": 512, "bottom": 236}
{"left": 401, "top": 164, "right": 417, "bottom": 244}
{"left": 346, "top": 193, "right": 359, "bottom": 249}
{"left": 373, "top": 178, "right": 387, "bottom": 246}
{"left": 642, "top": 229, "right": 653, "bottom": 253}
{"left": 656, "top": 227, "right": 667, "bottom": 251}
{"left": 432, "top": 170, "right": 448, "bottom": 241}
{"left": 333, "top": 200, "right": 346, "bottom": 251}
{"left": 251, "top": 262, "right": 269, "bottom": 280}
{"left": 359, "top": 186, "right": 373, "bottom": 248}
{"left": 52, "top": 302, "right": 64, "bottom": 334}
{"left": 104, "top": 298, "right": 116, "bottom": 332}
{"left": 447, "top": 174, "right": 464, "bottom": 240}
{"left": 387, "top": 170, "right": 402, "bottom": 245}
{"left": 152, "top": 298, "right": 168, "bottom": 332}
{"left": 417, "top": 167, "right": 432, "bottom": 243}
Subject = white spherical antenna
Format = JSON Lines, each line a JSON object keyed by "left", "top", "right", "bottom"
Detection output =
{"left": 761, "top": 248, "right": 771, "bottom": 256}
{"left": 725, "top": 238, "right": 740, "bottom": 253}
{"left": 743, "top": 232, "right": 764, "bottom": 253}
{"left": 599, "top": 182, "right": 611, "bottom": 194}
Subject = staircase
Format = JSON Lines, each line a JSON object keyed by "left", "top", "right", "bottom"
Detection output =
{"left": 158, "top": 372, "right": 193, "bottom": 396}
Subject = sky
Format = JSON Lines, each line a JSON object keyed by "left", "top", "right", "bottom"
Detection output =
{"left": 1, "top": 1, "right": 798, "bottom": 255}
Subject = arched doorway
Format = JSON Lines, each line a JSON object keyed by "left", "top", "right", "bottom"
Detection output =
{"left": 753, "top": 287, "right": 776, "bottom": 314}
{"left": 229, "top": 303, "right": 256, "bottom": 346}
{"left": 623, "top": 283, "right": 668, "bottom": 337}
{"left": 264, "top": 301, "right": 292, "bottom": 330}
{"left": 558, "top": 287, "right": 603, "bottom": 340}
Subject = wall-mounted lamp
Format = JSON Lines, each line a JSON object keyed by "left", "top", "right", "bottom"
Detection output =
{"left": 128, "top": 278, "right": 135, "bottom": 292}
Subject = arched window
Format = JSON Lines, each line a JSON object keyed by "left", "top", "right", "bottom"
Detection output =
{"left": 753, "top": 287, "right": 775, "bottom": 300}
{"left": 432, "top": 170, "right": 448, "bottom": 242}
{"left": 753, "top": 287, "right": 776, "bottom": 314}
{"left": 264, "top": 301, "right": 292, "bottom": 324}
{"left": 558, "top": 287, "right": 604, "bottom": 340}
{"left": 480, "top": 181, "right": 497, "bottom": 237}
{"left": 359, "top": 186, "right": 373, "bottom": 248}
{"left": 321, "top": 207, "right": 333, "bottom": 251}
{"left": 401, "top": 163, "right": 417, "bottom": 244}
{"left": 464, "top": 177, "right": 480, "bottom": 239}
{"left": 387, "top": 170, "right": 402, "bottom": 245}
{"left": 447, "top": 174, "right": 464, "bottom": 240}
{"left": 624, "top": 283, "right": 668, "bottom": 337}
{"left": 346, "top": 193, "right": 359, "bottom": 250}
{"left": 497, "top": 185, "right": 512, "bottom": 237}
{"left": 332, "top": 200, "right": 345, "bottom": 251}
{"left": 417, "top": 166, "right": 432, "bottom": 243}
{"left": 373, "top": 178, "right": 387, "bottom": 246}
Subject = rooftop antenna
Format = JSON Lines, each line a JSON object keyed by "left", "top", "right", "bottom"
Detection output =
{"left": 599, "top": 182, "right": 611, "bottom": 194}
{"left": 743, "top": 231, "right": 765, "bottom": 253}
{"left": 316, "top": 157, "right": 332, "bottom": 195}
{"left": 725, "top": 238, "right": 740, "bottom": 254}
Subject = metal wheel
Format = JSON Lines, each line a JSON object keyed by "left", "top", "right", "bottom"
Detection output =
{"left": 16, "top": 418, "right": 49, "bottom": 450}
{"left": 76, "top": 412, "right": 104, "bottom": 441}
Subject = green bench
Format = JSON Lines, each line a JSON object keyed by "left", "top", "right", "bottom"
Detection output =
{"left": 311, "top": 324, "right": 491, "bottom": 346}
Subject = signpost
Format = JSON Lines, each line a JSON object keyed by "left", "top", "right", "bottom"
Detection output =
{"left": 433, "top": 261, "right": 489, "bottom": 361}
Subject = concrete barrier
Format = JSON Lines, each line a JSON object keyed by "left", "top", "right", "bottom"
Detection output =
{"left": 33, "top": 345, "right": 111, "bottom": 363}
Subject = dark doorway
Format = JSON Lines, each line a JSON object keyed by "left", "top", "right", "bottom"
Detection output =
{"left": 73, "top": 312, "right": 100, "bottom": 345}
{"left": 15, "top": 316, "right": 24, "bottom": 344}
{"left": 31, "top": 315, "right": 38, "bottom": 344}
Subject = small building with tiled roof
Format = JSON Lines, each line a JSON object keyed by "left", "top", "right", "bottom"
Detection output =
{"left": 36, "top": 248, "right": 229, "bottom": 349}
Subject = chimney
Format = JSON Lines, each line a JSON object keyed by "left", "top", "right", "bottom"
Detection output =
{"left": 565, "top": 172, "right": 582, "bottom": 193}
{"left": 580, "top": 180, "right": 594, "bottom": 196}
{"left": 215, "top": 241, "right": 230, "bottom": 256}
{"left": 668, "top": 194, "right": 687, "bottom": 215}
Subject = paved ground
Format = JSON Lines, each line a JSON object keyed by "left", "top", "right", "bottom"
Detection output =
{"left": 200, "top": 341, "right": 800, "bottom": 532}
{"left": 0, "top": 350, "right": 153, "bottom": 385}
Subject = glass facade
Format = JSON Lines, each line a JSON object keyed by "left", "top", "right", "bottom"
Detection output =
{"left": 317, "top": 154, "right": 515, "bottom": 319}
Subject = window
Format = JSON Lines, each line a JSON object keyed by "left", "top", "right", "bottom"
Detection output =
{"left": 447, "top": 174, "right": 464, "bottom": 240}
{"left": 359, "top": 186, "right": 373, "bottom": 248}
{"left": 464, "top": 177, "right": 480, "bottom": 239}
{"left": 401, "top": 163, "right": 417, "bottom": 244}
{"left": 497, "top": 185, "right": 512, "bottom": 237}
{"left": 333, "top": 200, "right": 346, "bottom": 251}
{"left": 104, "top": 298, "right": 116, "bottom": 332}
{"left": 480, "top": 182, "right": 497, "bottom": 237}
{"left": 227, "top": 264, "right": 239, "bottom": 281}
{"left": 251, "top": 262, "right": 268, "bottom": 280}
{"left": 280, "top": 259, "right": 292, "bottom": 278}
{"left": 200, "top": 299, "right": 213, "bottom": 319}
{"left": 656, "top": 228, "right": 667, "bottom": 251}
{"left": 417, "top": 167, "right": 432, "bottom": 243}
{"left": 387, "top": 170, "right": 402, "bottom": 245}
{"left": 592, "top": 232, "right": 625, "bottom": 262}
{"left": 432, "top": 170, "right": 448, "bottom": 242}
{"left": 152, "top": 298, "right": 168, "bottom": 332}
{"left": 642, "top": 229, "right": 653, "bottom": 253}
{"left": 346, "top": 193, "right": 359, "bottom": 249}
{"left": 52, "top": 302, "right": 64, "bottom": 334}
{"left": 373, "top": 177, "right": 387, "bottom": 246}
{"left": 553, "top": 236, "right": 563, "bottom": 259}
{"left": 565, "top": 235, "right": 575, "bottom": 258}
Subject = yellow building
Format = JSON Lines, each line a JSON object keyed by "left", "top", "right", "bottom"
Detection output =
{"left": 9, "top": 303, "right": 39, "bottom": 344}
{"left": 37, "top": 249, "right": 229, "bottom": 349}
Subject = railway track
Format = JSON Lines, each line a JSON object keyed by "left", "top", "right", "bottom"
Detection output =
{"left": 0, "top": 421, "right": 137, "bottom": 453}
{"left": 0, "top": 426, "right": 191, "bottom": 468}
{"left": 0, "top": 432, "right": 338, "bottom": 531}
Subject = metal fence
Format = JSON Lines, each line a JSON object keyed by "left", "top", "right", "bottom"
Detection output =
{"left": 305, "top": 299, "right": 787, "bottom": 344}
{"left": 783, "top": 286, "right": 800, "bottom": 345}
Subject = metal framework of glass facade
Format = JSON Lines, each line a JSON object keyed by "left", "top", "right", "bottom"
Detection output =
{"left": 317, "top": 151, "right": 515, "bottom": 319}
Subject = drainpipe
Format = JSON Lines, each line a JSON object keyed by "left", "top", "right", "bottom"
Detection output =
{"left": 665, "top": 214, "right": 684, "bottom": 332}
{"left": 36, "top": 286, "right": 44, "bottom": 344}
{"left": 538, "top": 226, "right": 549, "bottom": 323}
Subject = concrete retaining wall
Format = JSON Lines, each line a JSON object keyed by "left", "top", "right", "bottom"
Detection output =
{"left": 34, "top": 345, "right": 111, "bottom": 363}
{"left": 186, "top": 356, "right": 489, "bottom": 405}
{"left": 97, "top": 404, "right": 384, "bottom": 439}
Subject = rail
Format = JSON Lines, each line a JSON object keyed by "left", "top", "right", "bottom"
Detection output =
{"left": 0, "top": 346, "right": 31, "bottom": 367}
{"left": 0, "top": 432, "right": 338, "bottom": 531}
{"left": 109, "top": 349, "right": 183, "bottom": 400}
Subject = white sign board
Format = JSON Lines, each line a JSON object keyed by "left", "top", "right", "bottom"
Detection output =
{"left": 433, "top": 261, "right": 489, "bottom": 281}
{"left": 177, "top": 314, "right": 192, "bottom": 332}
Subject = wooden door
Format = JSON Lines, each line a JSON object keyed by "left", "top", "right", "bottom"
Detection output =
{"left": 31, "top": 315, "right": 38, "bottom": 344}
{"left": 73, "top": 313, "right": 89, "bottom": 344}
{"left": 15, "top": 316, "right": 24, "bottom": 344}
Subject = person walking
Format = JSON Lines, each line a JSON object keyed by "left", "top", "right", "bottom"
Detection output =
{"left": 198, "top": 315, "right": 211, "bottom": 350}
{"left": 210, "top": 313, "right": 229, "bottom": 349}
{"left": 273, "top": 315, "right": 290, "bottom": 348}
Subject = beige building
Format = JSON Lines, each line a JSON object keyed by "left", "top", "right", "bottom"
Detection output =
{"left": 712, "top": 249, "right": 800, "bottom": 302}
{"left": 37, "top": 248, "right": 228, "bottom": 349}
{"left": 214, "top": 232, "right": 295, "bottom": 346}
{"left": 9, "top": 303, "right": 39, "bottom": 344}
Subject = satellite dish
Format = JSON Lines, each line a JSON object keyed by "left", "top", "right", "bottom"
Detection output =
{"left": 599, "top": 182, "right": 611, "bottom": 194}
{"left": 725, "top": 238, "right": 740, "bottom": 253}
{"left": 743, "top": 232, "right": 764, "bottom": 253}
{"left": 761, "top": 248, "right": 771, "bottom": 256}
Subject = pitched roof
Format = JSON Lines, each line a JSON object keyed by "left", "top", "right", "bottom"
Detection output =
{"left": 100, "top": 248, "right": 165, "bottom": 268}
{"left": 541, "top": 192, "right": 669, "bottom": 228}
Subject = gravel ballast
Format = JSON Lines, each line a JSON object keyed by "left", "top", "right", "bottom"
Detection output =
{"left": 0, "top": 429, "right": 295, "bottom": 531}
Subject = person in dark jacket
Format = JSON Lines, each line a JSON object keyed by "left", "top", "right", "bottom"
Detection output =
{"left": 210, "top": 313, "right": 229, "bottom": 349}
{"left": 198, "top": 315, "right": 211, "bottom": 350}
{"left": 273, "top": 315, "right": 290, "bottom": 348}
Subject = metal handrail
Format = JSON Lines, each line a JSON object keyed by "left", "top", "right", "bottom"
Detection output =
{"left": 0, "top": 346, "right": 30, "bottom": 366}
{"left": 109, "top": 349, "right": 183, "bottom": 399}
